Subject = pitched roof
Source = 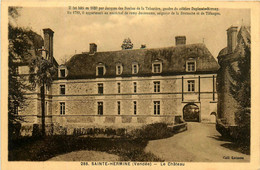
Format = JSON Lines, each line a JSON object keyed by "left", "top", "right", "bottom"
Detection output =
{"left": 64, "top": 43, "right": 219, "bottom": 79}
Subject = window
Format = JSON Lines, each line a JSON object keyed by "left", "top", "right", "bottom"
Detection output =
{"left": 46, "top": 84, "right": 50, "bottom": 92}
{"left": 132, "top": 64, "right": 138, "bottom": 74}
{"left": 98, "top": 83, "right": 103, "bottom": 94}
{"left": 152, "top": 60, "right": 162, "bottom": 73}
{"left": 60, "top": 102, "right": 65, "bottom": 115}
{"left": 96, "top": 63, "right": 106, "bottom": 76}
{"left": 154, "top": 81, "right": 160, "bottom": 93}
{"left": 116, "top": 64, "right": 123, "bottom": 75}
{"left": 133, "top": 82, "right": 137, "bottom": 93}
{"left": 133, "top": 65, "right": 137, "bottom": 73}
{"left": 98, "top": 67, "right": 104, "bottom": 76}
{"left": 186, "top": 59, "right": 196, "bottom": 72}
{"left": 98, "top": 102, "right": 103, "bottom": 115}
{"left": 187, "top": 61, "right": 195, "bottom": 72}
{"left": 14, "top": 67, "right": 19, "bottom": 75}
{"left": 133, "top": 101, "right": 137, "bottom": 115}
{"left": 154, "top": 101, "right": 160, "bottom": 115}
{"left": 13, "top": 101, "right": 19, "bottom": 115}
{"left": 60, "top": 69, "right": 65, "bottom": 77}
{"left": 58, "top": 65, "right": 67, "bottom": 78}
{"left": 187, "top": 80, "right": 195, "bottom": 92}
{"left": 132, "top": 62, "right": 139, "bottom": 74}
{"left": 60, "top": 85, "right": 65, "bottom": 95}
{"left": 153, "top": 64, "right": 161, "bottom": 73}
{"left": 117, "top": 101, "right": 120, "bottom": 115}
{"left": 117, "top": 83, "right": 121, "bottom": 93}
{"left": 117, "top": 66, "right": 121, "bottom": 75}
{"left": 45, "top": 102, "right": 48, "bottom": 115}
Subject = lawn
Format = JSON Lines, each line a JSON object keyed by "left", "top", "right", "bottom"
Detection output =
{"left": 9, "top": 122, "right": 183, "bottom": 161}
{"left": 8, "top": 136, "right": 163, "bottom": 161}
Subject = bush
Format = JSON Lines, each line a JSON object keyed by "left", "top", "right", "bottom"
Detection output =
{"left": 216, "top": 121, "right": 229, "bottom": 138}
{"left": 116, "top": 128, "right": 127, "bottom": 136}
{"left": 9, "top": 123, "right": 21, "bottom": 141}
{"left": 87, "top": 128, "right": 94, "bottom": 135}
{"left": 130, "top": 123, "right": 173, "bottom": 140}
{"left": 71, "top": 127, "right": 128, "bottom": 137}
{"left": 32, "top": 124, "right": 41, "bottom": 137}
{"left": 235, "top": 108, "right": 250, "bottom": 144}
{"left": 104, "top": 128, "right": 116, "bottom": 136}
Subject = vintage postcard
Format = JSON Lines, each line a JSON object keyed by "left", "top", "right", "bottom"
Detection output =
{"left": 1, "top": 1, "right": 260, "bottom": 170}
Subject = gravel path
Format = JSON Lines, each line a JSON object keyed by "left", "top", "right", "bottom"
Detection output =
{"left": 145, "top": 122, "right": 250, "bottom": 162}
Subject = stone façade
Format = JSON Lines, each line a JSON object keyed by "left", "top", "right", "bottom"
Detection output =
{"left": 16, "top": 29, "right": 219, "bottom": 136}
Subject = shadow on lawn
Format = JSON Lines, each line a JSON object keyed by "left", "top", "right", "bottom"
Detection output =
{"left": 8, "top": 136, "right": 163, "bottom": 161}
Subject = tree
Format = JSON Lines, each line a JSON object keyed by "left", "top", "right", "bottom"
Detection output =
{"left": 8, "top": 25, "right": 32, "bottom": 114}
{"left": 9, "top": 7, "right": 29, "bottom": 112}
{"left": 229, "top": 38, "right": 251, "bottom": 143}
{"left": 8, "top": 7, "right": 35, "bottom": 139}
{"left": 121, "top": 38, "right": 133, "bottom": 50}
{"left": 8, "top": 7, "right": 55, "bottom": 137}
{"left": 230, "top": 45, "right": 250, "bottom": 109}
{"left": 29, "top": 56, "right": 56, "bottom": 136}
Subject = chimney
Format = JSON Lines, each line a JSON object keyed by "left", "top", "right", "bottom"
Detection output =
{"left": 227, "top": 26, "right": 238, "bottom": 53}
{"left": 89, "top": 43, "right": 97, "bottom": 54}
{"left": 43, "top": 28, "right": 54, "bottom": 61}
{"left": 175, "top": 36, "right": 186, "bottom": 46}
{"left": 140, "top": 44, "right": 146, "bottom": 49}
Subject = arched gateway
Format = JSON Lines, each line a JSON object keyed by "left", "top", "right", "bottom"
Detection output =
{"left": 183, "top": 103, "right": 200, "bottom": 122}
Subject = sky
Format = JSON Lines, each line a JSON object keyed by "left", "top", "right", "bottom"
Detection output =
{"left": 15, "top": 7, "right": 250, "bottom": 64}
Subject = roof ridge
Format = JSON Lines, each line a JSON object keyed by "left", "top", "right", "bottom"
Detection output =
{"left": 65, "top": 43, "right": 206, "bottom": 65}
{"left": 79, "top": 43, "right": 206, "bottom": 54}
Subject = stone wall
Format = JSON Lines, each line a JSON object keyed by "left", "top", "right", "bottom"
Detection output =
{"left": 16, "top": 74, "right": 217, "bottom": 136}
{"left": 19, "top": 94, "right": 39, "bottom": 116}
{"left": 50, "top": 74, "right": 217, "bottom": 123}
{"left": 217, "top": 63, "right": 239, "bottom": 126}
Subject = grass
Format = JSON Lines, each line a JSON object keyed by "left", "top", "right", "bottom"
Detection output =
{"left": 9, "top": 123, "right": 179, "bottom": 161}
{"left": 8, "top": 136, "right": 163, "bottom": 161}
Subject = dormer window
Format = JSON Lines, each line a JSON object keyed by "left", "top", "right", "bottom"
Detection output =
{"left": 58, "top": 65, "right": 68, "bottom": 78}
{"left": 98, "top": 67, "right": 104, "bottom": 75}
{"left": 152, "top": 60, "right": 162, "bottom": 73}
{"left": 132, "top": 62, "right": 139, "bottom": 74}
{"left": 186, "top": 59, "right": 196, "bottom": 72}
{"left": 116, "top": 63, "right": 123, "bottom": 75}
{"left": 154, "top": 64, "right": 160, "bottom": 73}
{"left": 60, "top": 69, "right": 65, "bottom": 77}
{"left": 96, "top": 63, "right": 106, "bottom": 76}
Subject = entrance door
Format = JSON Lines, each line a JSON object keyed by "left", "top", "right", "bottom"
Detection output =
{"left": 183, "top": 103, "right": 200, "bottom": 122}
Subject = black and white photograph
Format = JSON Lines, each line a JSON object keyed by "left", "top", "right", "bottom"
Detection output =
{"left": 2, "top": 1, "right": 260, "bottom": 170}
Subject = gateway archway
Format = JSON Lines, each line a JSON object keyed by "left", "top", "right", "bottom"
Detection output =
{"left": 183, "top": 103, "right": 200, "bottom": 122}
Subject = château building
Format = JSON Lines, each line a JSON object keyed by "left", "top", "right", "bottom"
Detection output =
{"left": 17, "top": 28, "right": 219, "bottom": 135}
